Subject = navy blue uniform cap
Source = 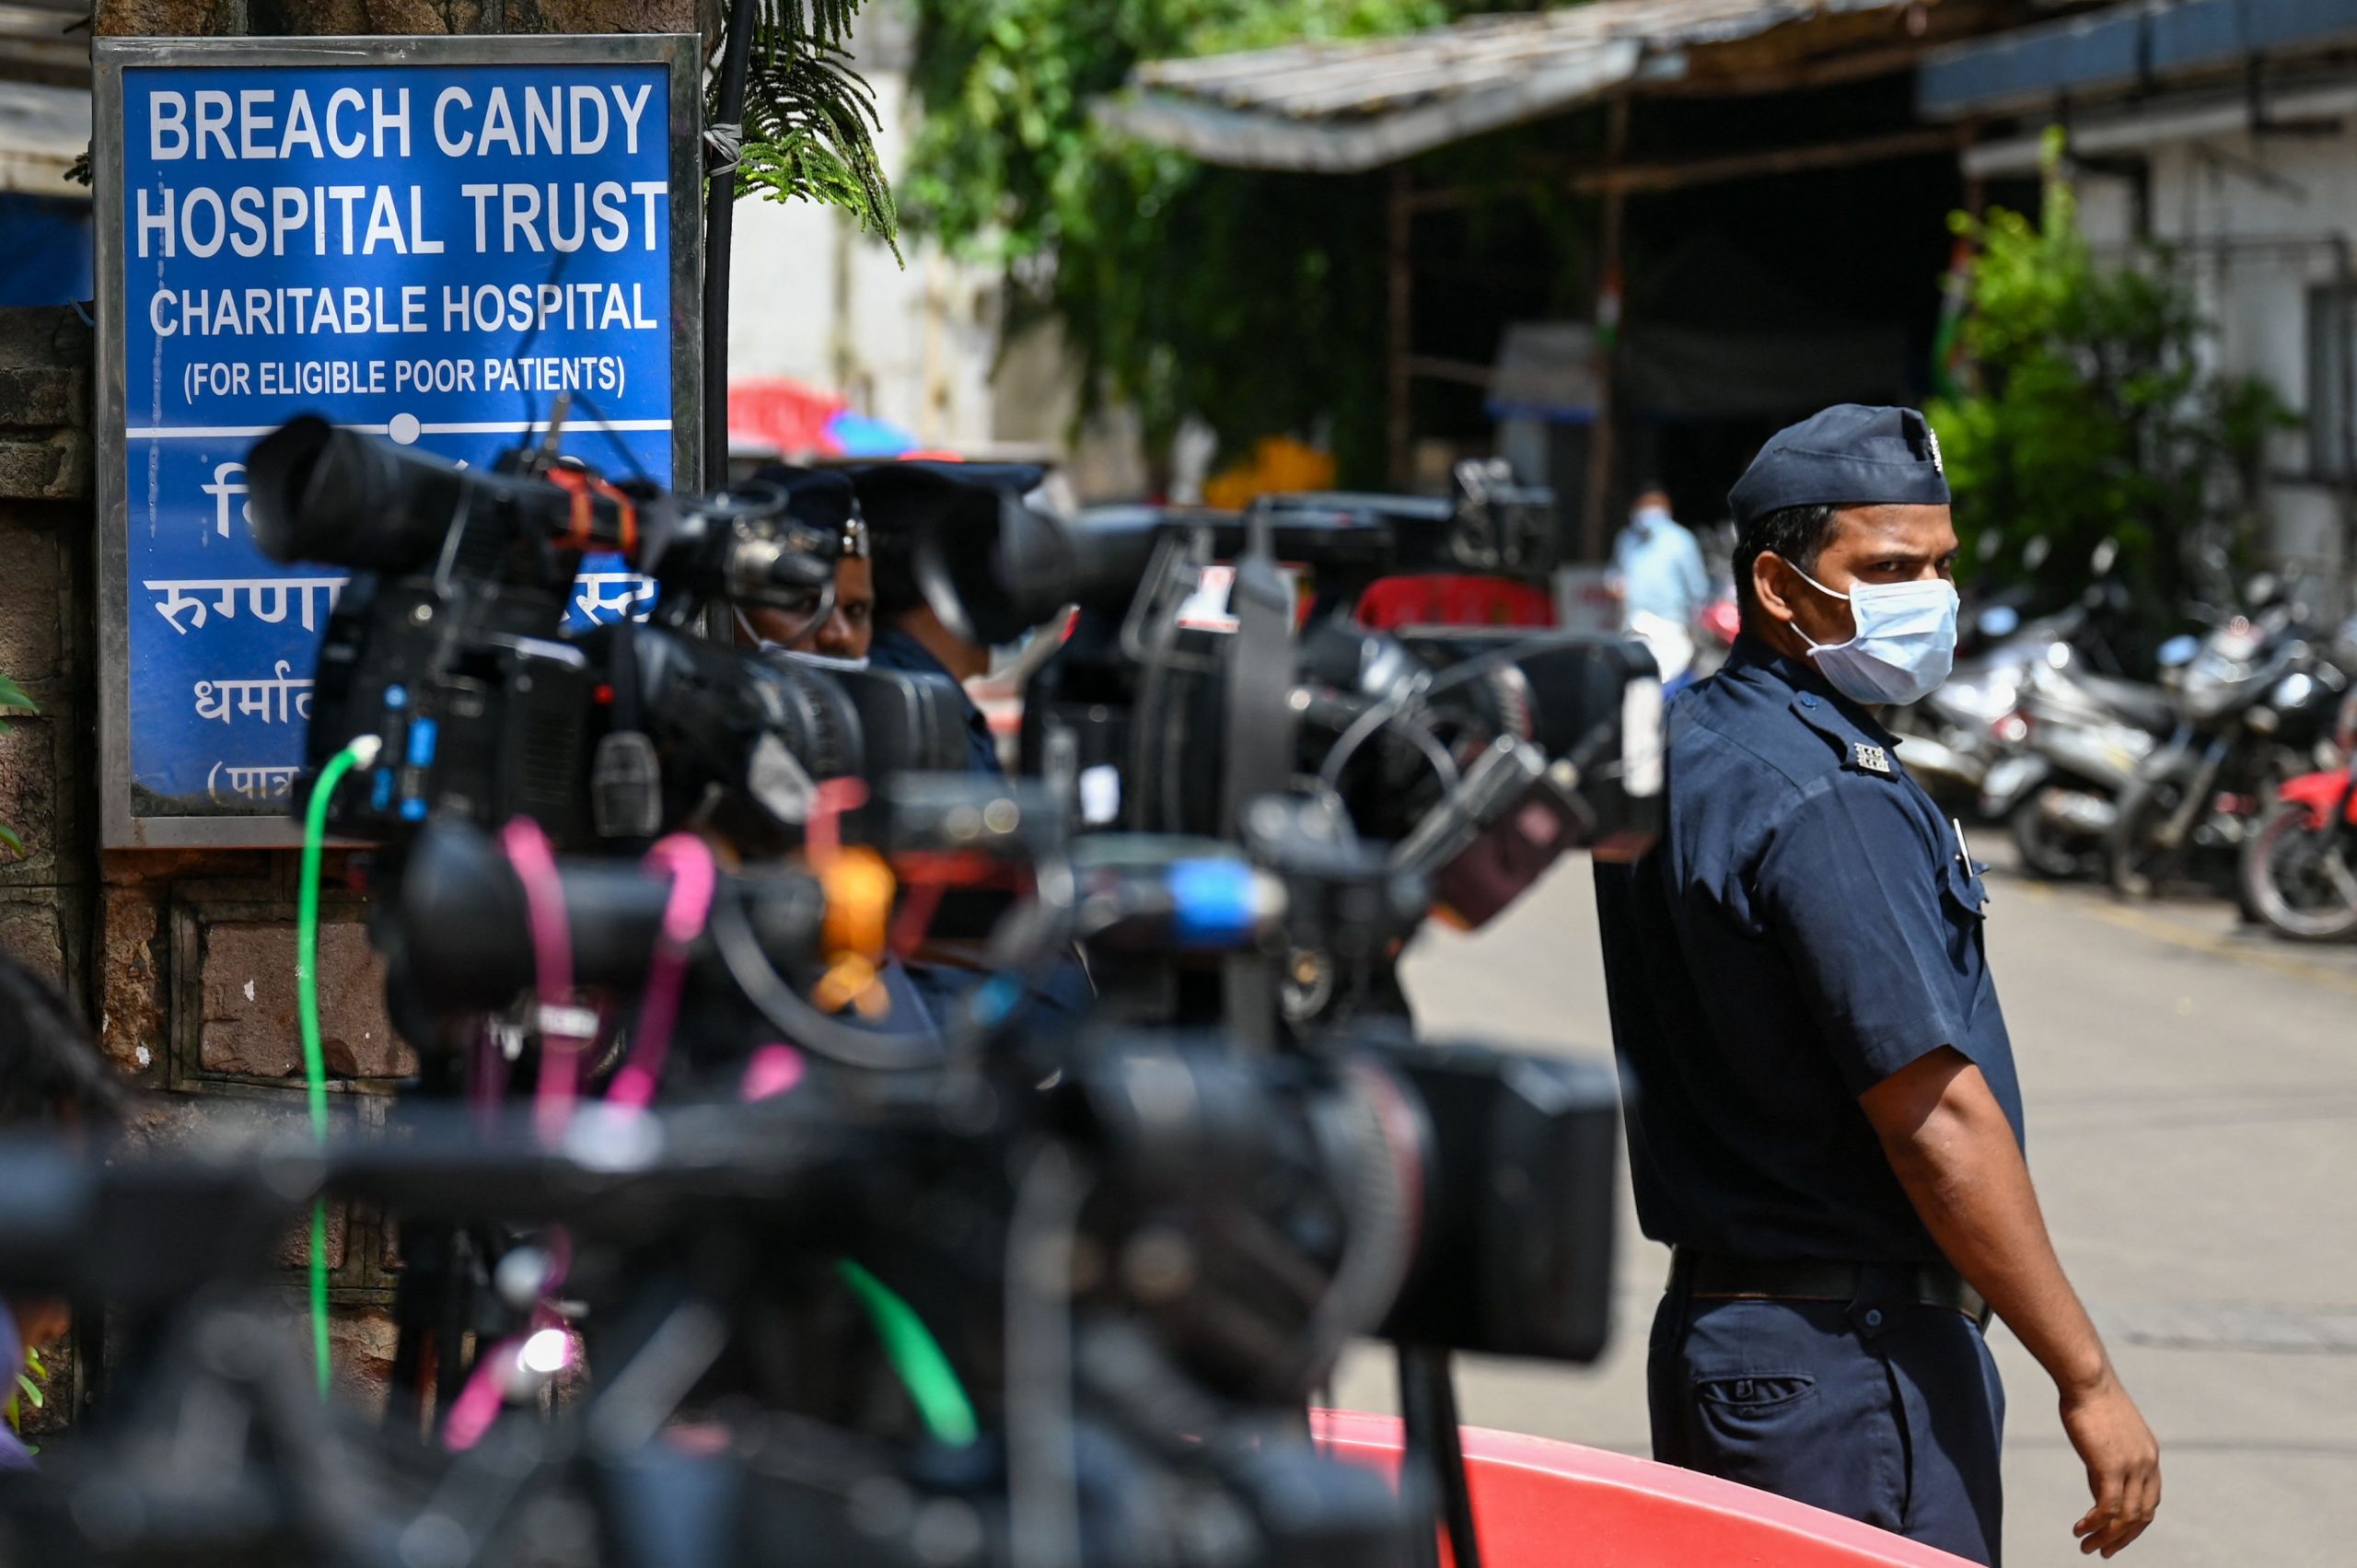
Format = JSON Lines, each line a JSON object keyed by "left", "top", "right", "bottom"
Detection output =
{"left": 1727, "top": 404, "right": 1950, "bottom": 528}
{"left": 749, "top": 463, "right": 867, "bottom": 556}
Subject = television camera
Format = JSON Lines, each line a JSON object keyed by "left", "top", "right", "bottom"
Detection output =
{"left": 0, "top": 418, "right": 1664, "bottom": 1568}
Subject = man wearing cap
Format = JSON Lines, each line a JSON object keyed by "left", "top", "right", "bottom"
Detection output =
{"left": 1593, "top": 405, "right": 2159, "bottom": 1564}
{"left": 740, "top": 466, "right": 877, "bottom": 661}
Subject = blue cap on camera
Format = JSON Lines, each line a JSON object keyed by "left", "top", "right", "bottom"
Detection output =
{"left": 1726, "top": 404, "right": 1950, "bottom": 528}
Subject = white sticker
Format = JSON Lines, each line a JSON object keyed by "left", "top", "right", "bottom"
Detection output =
{"left": 748, "top": 732, "right": 817, "bottom": 825}
{"left": 536, "top": 1004, "right": 599, "bottom": 1043}
{"left": 1079, "top": 763, "right": 1122, "bottom": 825}
{"left": 1621, "top": 676, "right": 1665, "bottom": 798}
{"left": 1172, "top": 563, "right": 1300, "bottom": 633}
{"left": 1176, "top": 564, "right": 1241, "bottom": 632}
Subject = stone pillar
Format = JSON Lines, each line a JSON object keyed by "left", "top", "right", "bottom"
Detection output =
{"left": 0, "top": 305, "right": 96, "bottom": 1441}
{"left": 0, "top": 307, "right": 92, "bottom": 993}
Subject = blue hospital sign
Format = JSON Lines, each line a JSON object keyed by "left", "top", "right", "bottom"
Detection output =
{"left": 101, "top": 41, "right": 693, "bottom": 836}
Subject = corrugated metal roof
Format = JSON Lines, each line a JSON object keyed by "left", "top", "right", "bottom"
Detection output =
{"left": 1921, "top": 0, "right": 2357, "bottom": 119}
{"left": 1100, "top": 0, "right": 1932, "bottom": 172}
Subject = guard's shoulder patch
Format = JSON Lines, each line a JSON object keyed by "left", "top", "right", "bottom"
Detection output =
{"left": 1851, "top": 741, "right": 1891, "bottom": 775}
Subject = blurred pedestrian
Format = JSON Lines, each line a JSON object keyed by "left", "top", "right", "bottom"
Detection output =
{"left": 1614, "top": 486, "right": 1712, "bottom": 691}
{"left": 1594, "top": 406, "right": 2160, "bottom": 1564}
{"left": 1612, "top": 485, "right": 1711, "bottom": 629}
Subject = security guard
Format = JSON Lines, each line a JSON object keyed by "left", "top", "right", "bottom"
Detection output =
{"left": 1594, "top": 406, "right": 2160, "bottom": 1564}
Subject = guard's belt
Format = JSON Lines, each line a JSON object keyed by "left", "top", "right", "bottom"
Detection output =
{"left": 1670, "top": 1249, "right": 1991, "bottom": 1328}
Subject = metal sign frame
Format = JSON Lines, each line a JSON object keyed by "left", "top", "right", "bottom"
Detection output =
{"left": 93, "top": 33, "right": 702, "bottom": 848}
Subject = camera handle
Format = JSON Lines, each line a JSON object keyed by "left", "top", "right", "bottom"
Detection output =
{"left": 1219, "top": 515, "right": 1298, "bottom": 1054}
{"left": 1397, "top": 1343, "right": 1483, "bottom": 1568}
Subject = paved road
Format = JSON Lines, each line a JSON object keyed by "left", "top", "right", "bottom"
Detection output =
{"left": 1334, "top": 853, "right": 2357, "bottom": 1567}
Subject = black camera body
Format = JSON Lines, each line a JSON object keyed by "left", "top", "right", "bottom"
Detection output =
{"left": 1007, "top": 511, "right": 1662, "bottom": 931}
{"left": 250, "top": 415, "right": 970, "bottom": 852}
{"left": 301, "top": 566, "right": 603, "bottom": 841}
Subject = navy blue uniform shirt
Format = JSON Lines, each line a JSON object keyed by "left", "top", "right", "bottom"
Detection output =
{"left": 862, "top": 624, "right": 1095, "bottom": 1024}
{"left": 1595, "top": 634, "right": 2025, "bottom": 1264}
{"left": 867, "top": 626, "right": 1003, "bottom": 777}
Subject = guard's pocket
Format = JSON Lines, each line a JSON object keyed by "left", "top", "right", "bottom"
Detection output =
{"left": 1940, "top": 857, "right": 1988, "bottom": 919}
{"left": 1692, "top": 1374, "right": 1816, "bottom": 1416}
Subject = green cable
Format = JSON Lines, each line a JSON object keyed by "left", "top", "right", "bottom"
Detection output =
{"left": 298, "top": 738, "right": 376, "bottom": 1400}
{"left": 288, "top": 744, "right": 968, "bottom": 1434}
{"left": 835, "top": 1258, "right": 978, "bottom": 1446}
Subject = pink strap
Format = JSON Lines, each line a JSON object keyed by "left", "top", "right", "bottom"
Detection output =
{"left": 502, "top": 818, "right": 589, "bottom": 1140}
{"left": 739, "top": 1043, "right": 807, "bottom": 1102}
{"left": 605, "top": 833, "right": 719, "bottom": 1110}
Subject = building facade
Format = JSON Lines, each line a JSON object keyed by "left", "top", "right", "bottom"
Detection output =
{"left": 1925, "top": 0, "right": 2357, "bottom": 602}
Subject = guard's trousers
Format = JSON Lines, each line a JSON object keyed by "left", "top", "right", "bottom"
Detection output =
{"left": 1648, "top": 1266, "right": 2007, "bottom": 1565}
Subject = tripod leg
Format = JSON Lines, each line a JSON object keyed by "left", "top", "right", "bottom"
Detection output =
{"left": 386, "top": 1223, "right": 442, "bottom": 1434}
{"left": 433, "top": 1227, "right": 479, "bottom": 1423}
{"left": 1398, "top": 1344, "right": 1481, "bottom": 1568}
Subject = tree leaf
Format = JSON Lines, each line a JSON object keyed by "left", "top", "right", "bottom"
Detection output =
{"left": 1928, "top": 158, "right": 2290, "bottom": 642}
{"left": 902, "top": 0, "right": 1475, "bottom": 477}
{"left": 720, "top": 8, "right": 901, "bottom": 257}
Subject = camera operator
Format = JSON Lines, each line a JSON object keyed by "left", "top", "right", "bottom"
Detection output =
{"left": 737, "top": 466, "right": 876, "bottom": 660}
{"left": 856, "top": 462, "right": 1099, "bottom": 1026}
{"left": 865, "top": 485, "right": 1004, "bottom": 777}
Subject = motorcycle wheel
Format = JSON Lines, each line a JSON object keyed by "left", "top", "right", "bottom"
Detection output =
{"left": 2239, "top": 799, "right": 2357, "bottom": 942}
{"left": 2009, "top": 795, "right": 2093, "bottom": 880}
{"left": 2107, "top": 773, "right": 2194, "bottom": 900}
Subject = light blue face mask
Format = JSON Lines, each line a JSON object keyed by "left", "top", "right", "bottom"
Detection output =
{"left": 735, "top": 607, "right": 870, "bottom": 672}
{"left": 1782, "top": 561, "right": 1958, "bottom": 706}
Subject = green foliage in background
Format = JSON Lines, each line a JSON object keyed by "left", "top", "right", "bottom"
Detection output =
{"left": 726, "top": 0, "right": 900, "bottom": 256}
{"left": 903, "top": 0, "right": 1531, "bottom": 482}
{"left": 1927, "top": 133, "right": 2293, "bottom": 618}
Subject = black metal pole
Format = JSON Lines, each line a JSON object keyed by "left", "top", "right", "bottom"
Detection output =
{"left": 1398, "top": 1343, "right": 1446, "bottom": 1568}
{"left": 702, "top": 0, "right": 759, "bottom": 491}
{"left": 1399, "top": 1344, "right": 1483, "bottom": 1568}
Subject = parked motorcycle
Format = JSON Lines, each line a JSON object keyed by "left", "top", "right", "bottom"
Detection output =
{"left": 1888, "top": 604, "right": 2066, "bottom": 810}
{"left": 1693, "top": 586, "right": 1739, "bottom": 681}
{"left": 2107, "top": 604, "right": 2351, "bottom": 900}
{"left": 1980, "top": 641, "right": 2177, "bottom": 880}
{"left": 2238, "top": 689, "right": 2357, "bottom": 940}
{"left": 1892, "top": 540, "right": 2146, "bottom": 813}
{"left": 2241, "top": 762, "right": 2357, "bottom": 940}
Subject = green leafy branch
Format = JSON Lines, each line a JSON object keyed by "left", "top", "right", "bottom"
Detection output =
{"left": 0, "top": 673, "right": 34, "bottom": 858}
{"left": 1925, "top": 133, "right": 2296, "bottom": 643}
{"left": 902, "top": 0, "right": 1497, "bottom": 476}
{"left": 723, "top": 0, "right": 900, "bottom": 256}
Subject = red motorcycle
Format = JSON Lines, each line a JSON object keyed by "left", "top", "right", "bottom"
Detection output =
{"left": 2239, "top": 694, "right": 2357, "bottom": 941}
